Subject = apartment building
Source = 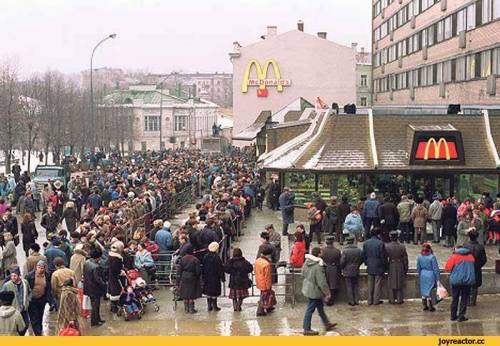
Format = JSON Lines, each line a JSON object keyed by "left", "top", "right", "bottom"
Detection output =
{"left": 372, "top": 0, "right": 500, "bottom": 105}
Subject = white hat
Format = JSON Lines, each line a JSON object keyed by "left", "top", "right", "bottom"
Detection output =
{"left": 370, "top": 192, "right": 376, "bottom": 199}
{"left": 208, "top": 241, "right": 219, "bottom": 253}
{"left": 128, "top": 192, "right": 135, "bottom": 198}
{"left": 163, "top": 221, "right": 171, "bottom": 229}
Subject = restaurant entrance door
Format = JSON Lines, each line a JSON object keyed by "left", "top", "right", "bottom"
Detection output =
{"left": 411, "top": 174, "right": 454, "bottom": 200}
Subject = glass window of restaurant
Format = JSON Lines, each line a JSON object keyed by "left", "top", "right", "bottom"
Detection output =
{"left": 284, "top": 172, "right": 315, "bottom": 206}
{"left": 318, "top": 174, "right": 365, "bottom": 204}
{"left": 455, "top": 174, "right": 500, "bottom": 202}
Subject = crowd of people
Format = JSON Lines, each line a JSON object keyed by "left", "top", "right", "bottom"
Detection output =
{"left": 0, "top": 147, "right": 265, "bottom": 336}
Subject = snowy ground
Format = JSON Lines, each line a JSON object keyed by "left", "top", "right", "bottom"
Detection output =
{"left": 0, "top": 149, "right": 56, "bottom": 174}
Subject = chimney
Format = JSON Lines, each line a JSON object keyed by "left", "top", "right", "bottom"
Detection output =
{"left": 267, "top": 26, "right": 277, "bottom": 37}
{"left": 351, "top": 42, "right": 358, "bottom": 51}
{"left": 317, "top": 32, "right": 327, "bottom": 39}
{"left": 297, "top": 20, "right": 304, "bottom": 32}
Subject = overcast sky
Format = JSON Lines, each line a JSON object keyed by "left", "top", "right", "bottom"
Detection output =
{"left": 1, "top": 0, "right": 371, "bottom": 77}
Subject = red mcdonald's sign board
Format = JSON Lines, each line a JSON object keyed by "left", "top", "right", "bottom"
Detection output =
{"left": 415, "top": 137, "right": 458, "bottom": 160}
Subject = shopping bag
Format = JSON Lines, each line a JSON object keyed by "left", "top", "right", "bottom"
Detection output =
{"left": 437, "top": 281, "right": 449, "bottom": 301}
{"left": 58, "top": 321, "right": 81, "bottom": 336}
{"left": 78, "top": 286, "right": 91, "bottom": 318}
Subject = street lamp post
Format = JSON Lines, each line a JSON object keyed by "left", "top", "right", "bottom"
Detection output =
{"left": 90, "top": 33, "right": 117, "bottom": 147}
{"left": 159, "top": 81, "right": 164, "bottom": 151}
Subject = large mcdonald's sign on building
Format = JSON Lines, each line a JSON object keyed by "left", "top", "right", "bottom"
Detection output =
{"left": 410, "top": 131, "right": 465, "bottom": 165}
{"left": 241, "top": 59, "right": 291, "bottom": 97}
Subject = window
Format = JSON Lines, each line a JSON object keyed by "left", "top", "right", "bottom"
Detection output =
{"left": 427, "top": 65, "right": 434, "bottom": 85}
{"left": 457, "top": 8, "right": 466, "bottom": 33}
{"left": 174, "top": 115, "right": 188, "bottom": 131}
{"left": 413, "top": 0, "right": 420, "bottom": 16}
{"left": 436, "top": 20, "right": 444, "bottom": 42}
{"left": 444, "top": 16, "right": 452, "bottom": 39}
{"left": 481, "top": 50, "right": 492, "bottom": 77}
{"left": 495, "top": 0, "right": 500, "bottom": 19}
{"left": 436, "top": 62, "right": 443, "bottom": 84}
{"left": 360, "top": 97, "right": 367, "bottom": 106}
{"left": 483, "top": 0, "right": 493, "bottom": 23}
{"left": 421, "top": 67, "right": 428, "bottom": 86}
{"left": 493, "top": 48, "right": 500, "bottom": 74}
{"left": 466, "top": 54, "right": 477, "bottom": 80}
{"left": 467, "top": 4, "right": 476, "bottom": 30}
{"left": 443, "top": 60, "right": 453, "bottom": 82}
{"left": 456, "top": 57, "right": 466, "bottom": 81}
{"left": 361, "top": 74, "right": 368, "bottom": 86}
{"left": 144, "top": 115, "right": 160, "bottom": 132}
{"left": 427, "top": 25, "right": 435, "bottom": 46}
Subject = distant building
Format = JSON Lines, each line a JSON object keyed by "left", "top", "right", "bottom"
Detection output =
{"left": 372, "top": 0, "right": 500, "bottom": 105}
{"left": 230, "top": 22, "right": 357, "bottom": 140}
{"left": 354, "top": 43, "right": 373, "bottom": 107}
{"left": 144, "top": 72, "right": 233, "bottom": 107}
{"left": 99, "top": 85, "right": 221, "bottom": 151}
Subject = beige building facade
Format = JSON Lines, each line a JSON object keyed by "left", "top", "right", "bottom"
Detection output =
{"left": 372, "top": 0, "right": 500, "bottom": 105}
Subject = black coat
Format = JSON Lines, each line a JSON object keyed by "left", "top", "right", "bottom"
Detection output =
{"left": 201, "top": 252, "right": 225, "bottom": 297}
{"left": 26, "top": 270, "right": 53, "bottom": 304}
{"left": 21, "top": 221, "right": 38, "bottom": 252}
{"left": 107, "top": 253, "right": 124, "bottom": 298}
{"left": 224, "top": 256, "right": 253, "bottom": 290}
{"left": 441, "top": 205, "right": 457, "bottom": 237}
{"left": 362, "top": 236, "right": 388, "bottom": 276}
{"left": 41, "top": 212, "right": 59, "bottom": 233}
{"left": 83, "top": 259, "right": 107, "bottom": 297}
{"left": 340, "top": 244, "right": 364, "bottom": 277}
{"left": 62, "top": 208, "right": 79, "bottom": 233}
{"left": 321, "top": 246, "right": 341, "bottom": 289}
{"left": 464, "top": 240, "right": 487, "bottom": 287}
{"left": 379, "top": 202, "right": 399, "bottom": 226}
{"left": 177, "top": 254, "right": 202, "bottom": 299}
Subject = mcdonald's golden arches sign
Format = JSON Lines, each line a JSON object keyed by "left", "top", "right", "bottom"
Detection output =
{"left": 410, "top": 131, "right": 465, "bottom": 165}
{"left": 241, "top": 59, "right": 291, "bottom": 97}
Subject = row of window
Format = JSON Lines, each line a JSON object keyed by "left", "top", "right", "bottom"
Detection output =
{"left": 374, "top": 0, "right": 500, "bottom": 67}
{"left": 373, "top": 0, "right": 395, "bottom": 18}
{"left": 374, "top": 46, "right": 500, "bottom": 92}
{"left": 144, "top": 115, "right": 188, "bottom": 132}
{"left": 374, "top": 0, "right": 440, "bottom": 41}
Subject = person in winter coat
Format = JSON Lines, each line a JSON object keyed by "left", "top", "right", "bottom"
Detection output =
{"left": 321, "top": 236, "right": 341, "bottom": 305}
{"left": 428, "top": 195, "right": 443, "bottom": 243}
{"left": 24, "top": 243, "right": 46, "bottom": 275}
{"left": 456, "top": 212, "right": 473, "bottom": 247}
{"left": 57, "top": 279, "right": 87, "bottom": 336}
{"left": 362, "top": 227, "right": 387, "bottom": 305}
{"left": 278, "top": 187, "right": 295, "bottom": 236}
{"left": 177, "top": 246, "right": 202, "bottom": 314}
{"left": 61, "top": 202, "right": 79, "bottom": 233}
{"left": 26, "top": 261, "right": 52, "bottom": 336}
{"left": 445, "top": 246, "right": 476, "bottom": 322}
{"left": 50, "top": 257, "right": 76, "bottom": 305}
{"left": 411, "top": 197, "right": 429, "bottom": 245}
{"left": 268, "top": 180, "right": 281, "bottom": 211}
{"left": 69, "top": 244, "right": 87, "bottom": 285}
{"left": 255, "top": 247, "right": 275, "bottom": 316}
{"left": 21, "top": 213, "right": 38, "bottom": 258}
{"left": 1, "top": 267, "right": 30, "bottom": 335}
{"left": 378, "top": 197, "right": 399, "bottom": 242}
{"left": 397, "top": 195, "right": 413, "bottom": 244}
{"left": 202, "top": 242, "right": 225, "bottom": 311}
{"left": 44, "top": 239, "right": 67, "bottom": 275}
{"left": 464, "top": 231, "right": 487, "bottom": 306}
{"left": 340, "top": 235, "right": 364, "bottom": 305}
{"left": 416, "top": 243, "right": 440, "bottom": 312}
{"left": 362, "top": 192, "right": 380, "bottom": 240}
{"left": 385, "top": 231, "right": 409, "bottom": 304}
{"left": 343, "top": 207, "right": 364, "bottom": 243}
{"left": 224, "top": 247, "right": 253, "bottom": 312}
{"left": 2, "top": 232, "right": 18, "bottom": 274}
{"left": 324, "top": 197, "right": 342, "bottom": 243}
{"left": 40, "top": 205, "right": 59, "bottom": 235}
{"left": 107, "top": 241, "right": 124, "bottom": 313}
{"left": 266, "top": 224, "right": 281, "bottom": 261}
{"left": 0, "top": 291, "right": 25, "bottom": 336}
{"left": 1, "top": 210, "right": 18, "bottom": 246}
{"left": 289, "top": 232, "right": 306, "bottom": 268}
{"left": 154, "top": 221, "right": 173, "bottom": 252}
{"left": 83, "top": 250, "right": 107, "bottom": 326}
{"left": 134, "top": 242, "right": 156, "bottom": 284}
{"left": 441, "top": 199, "right": 458, "bottom": 247}
{"left": 301, "top": 247, "right": 337, "bottom": 336}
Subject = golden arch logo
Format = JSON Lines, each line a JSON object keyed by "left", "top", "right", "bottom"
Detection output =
{"left": 241, "top": 59, "right": 291, "bottom": 97}
{"left": 415, "top": 137, "right": 458, "bottom": 161}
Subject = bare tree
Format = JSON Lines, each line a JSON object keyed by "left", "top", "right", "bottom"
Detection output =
{"left": 0, "top": 61, "right": 21, "bottom": 174}
{"left": 19, "top": 76, "right": 42, "bottom": 172}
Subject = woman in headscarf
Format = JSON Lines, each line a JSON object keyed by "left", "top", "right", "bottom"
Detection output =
{"left": 57, "top": 278, "right": 87, "bottom": 335}
{"left": 61, "top": 201, "right": 80, "bottom": 233}
{"left": 177, "top": 245, "right": 201, "bottom": 314}
{"left": 416, "top": 243, "right": 440, "bottom": 313}
{"left": 224, "top": 247, "right": 253, "bottom": 312}
{"left": 201, "top": 241, "right": 225, "bottom": 311}
{"left": 108, "top": 241, "right": 125, "bottom": 313}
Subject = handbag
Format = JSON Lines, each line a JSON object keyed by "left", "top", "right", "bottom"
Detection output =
{"left": 261, "top": 289, "right": 277, "bottom": 309}
{"left": 437, "top": 281, "right": 449, "bottom": 301}
{"left": 58, "top": 321, "right": 81, "bottom": 336}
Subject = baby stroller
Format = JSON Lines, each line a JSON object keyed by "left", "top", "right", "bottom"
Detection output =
{"left": 117, "top": 269, "right": 159, "bottom": 321}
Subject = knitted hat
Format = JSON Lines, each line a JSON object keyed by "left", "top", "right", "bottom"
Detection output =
{"left": 208, "top": 241, "right": 219, "bottom": 253}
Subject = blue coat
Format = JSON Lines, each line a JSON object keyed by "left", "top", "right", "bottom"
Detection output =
{"left": 362, "top": 199, "right": 380, "bottom": 219}
{"left": 416, "top": 254, "right": 440, "bottom": 297}
{"left": 155, "top": 228, "right": 173, "bottom": 252}
{"left": 44, "top": 246, "right": 67, "bottom": 273}
{"left": 279, "top": 192, "right": 295, "bottom": 225}
{"left": 362, "top": 236, "right": 387, "bottom": 276}
{"left": 343, "top": 213, "right": 363, "bottom": 235}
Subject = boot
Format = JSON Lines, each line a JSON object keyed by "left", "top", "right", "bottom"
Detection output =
{"left": 428, "top": 299, "right": 436, "bottom": 312}
{"left": 469, "top": 288, "right": 478, "bottom": 306}
{"left": 237, "top": 298, "right": 243, "bottom": 311}
{"left": 422, "top": 298, "right": 429, "bottom": 311}
{"left": 232, "top": 299, "right": 238, "bottom": 312}
{"left": 212, "top": 298, "right": 221, "bottom": 311}
{"left": 189, "top": 302, "right": 198, "bottom": 314}
{"left": 207, "top": 298, "right": 213, "bottom": 311}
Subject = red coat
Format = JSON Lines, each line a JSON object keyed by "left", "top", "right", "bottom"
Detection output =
{"left": 290, "top": 240, "right": 306, "bottom": 268}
